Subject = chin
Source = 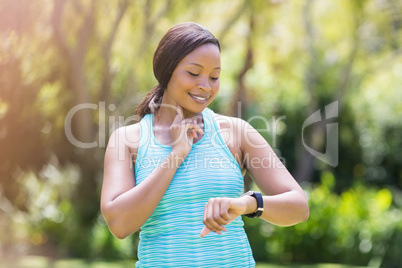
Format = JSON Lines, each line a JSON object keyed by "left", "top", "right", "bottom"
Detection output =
{"left": 183, "top": 106, "right": 204, "bottom": 114}
{"left": 182, "top": 105, "right": 206, "bottom": 115}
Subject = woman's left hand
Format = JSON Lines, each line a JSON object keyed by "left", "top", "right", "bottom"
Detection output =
{"left": 200, "top": 196, "right": 254, "bottom": 237}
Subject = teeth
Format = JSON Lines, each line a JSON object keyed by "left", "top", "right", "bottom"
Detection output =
{"left": 194, "top": 96, "right": 206, "bottom": 101}
{"left": 190, "top": 94, "right": 209, "bottom": 101}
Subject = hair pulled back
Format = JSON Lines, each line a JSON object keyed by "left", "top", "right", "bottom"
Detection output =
{"left": 136, "top": 22, "right": 220, "bottom": 118}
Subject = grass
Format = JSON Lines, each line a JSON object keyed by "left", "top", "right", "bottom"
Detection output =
{"left": 0, "top": 256, "right": 370, "bottom": 268}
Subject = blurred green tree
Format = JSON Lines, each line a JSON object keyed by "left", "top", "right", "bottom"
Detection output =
{"left": 0, "top": 0, "right": 401, "bottom": 263}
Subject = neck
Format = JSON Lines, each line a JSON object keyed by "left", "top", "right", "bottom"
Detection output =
{"left": 154, "top": 94, "right": 201, "bottom": 127}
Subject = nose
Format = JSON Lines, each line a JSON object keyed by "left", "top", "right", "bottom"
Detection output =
{"left": 198, "top": 77, "right": 211, "bottom": 91}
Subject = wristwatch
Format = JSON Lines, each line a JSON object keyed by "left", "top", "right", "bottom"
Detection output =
{"left": 242, "top": 191, "right": 264, "bottom": 218}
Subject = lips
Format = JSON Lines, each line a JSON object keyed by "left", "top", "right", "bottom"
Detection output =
{"left": 188, "top": 93, "right": 210, "bottom": 104}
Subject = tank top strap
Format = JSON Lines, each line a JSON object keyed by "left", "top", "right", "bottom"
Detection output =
{"left": 202, "top": 108, "right": 243, "bottom": 174}
{"left": 135, "top": 114, "right": 152, "bottom": 175}
{"left": 135, "top": 109, "right": 242, "bottom": 175}
{"left": 201, "top": 108, "right": 213, "bottom": 135}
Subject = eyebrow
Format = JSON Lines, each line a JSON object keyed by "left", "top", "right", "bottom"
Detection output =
{"left": 189, "top": 63, "right": 221, "bottom": 70}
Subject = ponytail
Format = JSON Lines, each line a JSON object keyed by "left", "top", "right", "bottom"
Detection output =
{"left": 136, "top": 85, "right": 164, "bottom": 119}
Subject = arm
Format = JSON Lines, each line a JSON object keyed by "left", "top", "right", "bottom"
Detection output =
{"left": 201, "top": 118, "right": 309, "bottom": 236}
{"left": 101, "top": 107, "right": 202, "bottom": 239}
{"left": 241, "top": 120, "right": 309, "bottom": 226}
{"left": 101, "top": 126, "right": 184, "bottom": 239}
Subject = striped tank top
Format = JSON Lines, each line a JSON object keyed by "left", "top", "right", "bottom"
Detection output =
{"left": 134, "top": 108, "right": 255, "bottom": 267}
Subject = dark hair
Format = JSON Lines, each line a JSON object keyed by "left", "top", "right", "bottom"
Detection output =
{"left": 136, "top": 22, "right": 221, "bottom": 118}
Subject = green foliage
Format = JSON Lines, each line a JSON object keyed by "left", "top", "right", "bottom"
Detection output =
{"left": 0, "top": 165, "right": 137, "bottom": 260}
{"left": 244, "top": 172, "right": 402, "bottom": 266}
{"left": 1, "top": 0, "right": 402, "bottom": 263}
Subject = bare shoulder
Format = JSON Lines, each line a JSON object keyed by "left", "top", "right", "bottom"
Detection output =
{"left": 212, "top": 112, "right": 268, "bottom": 151}
{"left": 107, "top": 123, "right": 141, "bottom": 156}
{"left": 212, "top": 112, "right": 252, "bottom": 141}
{"left": 211, "top": 112, "right": 248, "bottom": 169}
{"left": 212, "top": 113, "right": 247, "bottom": 133}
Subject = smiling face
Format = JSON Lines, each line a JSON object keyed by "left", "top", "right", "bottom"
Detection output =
{"left": 163, "top": 43, "right": 221, "bottom": 117}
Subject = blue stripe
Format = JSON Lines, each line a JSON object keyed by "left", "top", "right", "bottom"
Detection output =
{"left": 134, "top": 108, "right": 255, "bottom": 267}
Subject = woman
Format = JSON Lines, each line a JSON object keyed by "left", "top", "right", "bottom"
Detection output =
{"left": 101, "top": 22, "right": 309, "bottom": 267}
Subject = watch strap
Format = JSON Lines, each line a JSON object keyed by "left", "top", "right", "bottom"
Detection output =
{"left": 243, "top": 191, "right": 264, "bottom": 218}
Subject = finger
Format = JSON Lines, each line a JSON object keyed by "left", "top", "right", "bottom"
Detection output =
{"left": 204, "top": 199, "right": 225, "bottom": 234}
{"left": 189, "top": 126, "right": 204, "bottom": 135}
{"left": 190, "top": 119, "right": 197, "bottom": 138}
{"left": 184, "top": 122, "right": 197, "bottom": 140}
{"left": 200, "top": 226, "right": 211, "bottom": 238}
{"left": 213, "top": 199, "right": 230, "bottom": 226}
{"left": 193, "top": 118, "right": 204, "bottom": 135}
{"left": 187, "top": 124, "right": 204, "bottom": 135}
{"left": 184, "top": 121, "right": 202, "bottom": 140}
{"left": 219, "top": 201, "right": 231, "bottom": 223}
{"left": 203, "top": 201, "right": 212, "bottom": 229}
{"left": 203, "top": 200, "right": 221, "bottom": 233}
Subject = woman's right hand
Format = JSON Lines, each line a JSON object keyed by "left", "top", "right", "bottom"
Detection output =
{"left": 169, "top": 105, "right": 203, "bottom": 158}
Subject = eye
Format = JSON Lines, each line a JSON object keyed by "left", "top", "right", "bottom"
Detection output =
{"left": 210, "top": 77, "right": 219, "bottom": 81}
{"left": 187, "top": 72, "right": 199, "bottom": 77}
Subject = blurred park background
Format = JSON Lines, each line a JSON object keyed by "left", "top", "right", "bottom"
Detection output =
{"left": 0, "top": 0, "right": 401, "bottom": 267}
